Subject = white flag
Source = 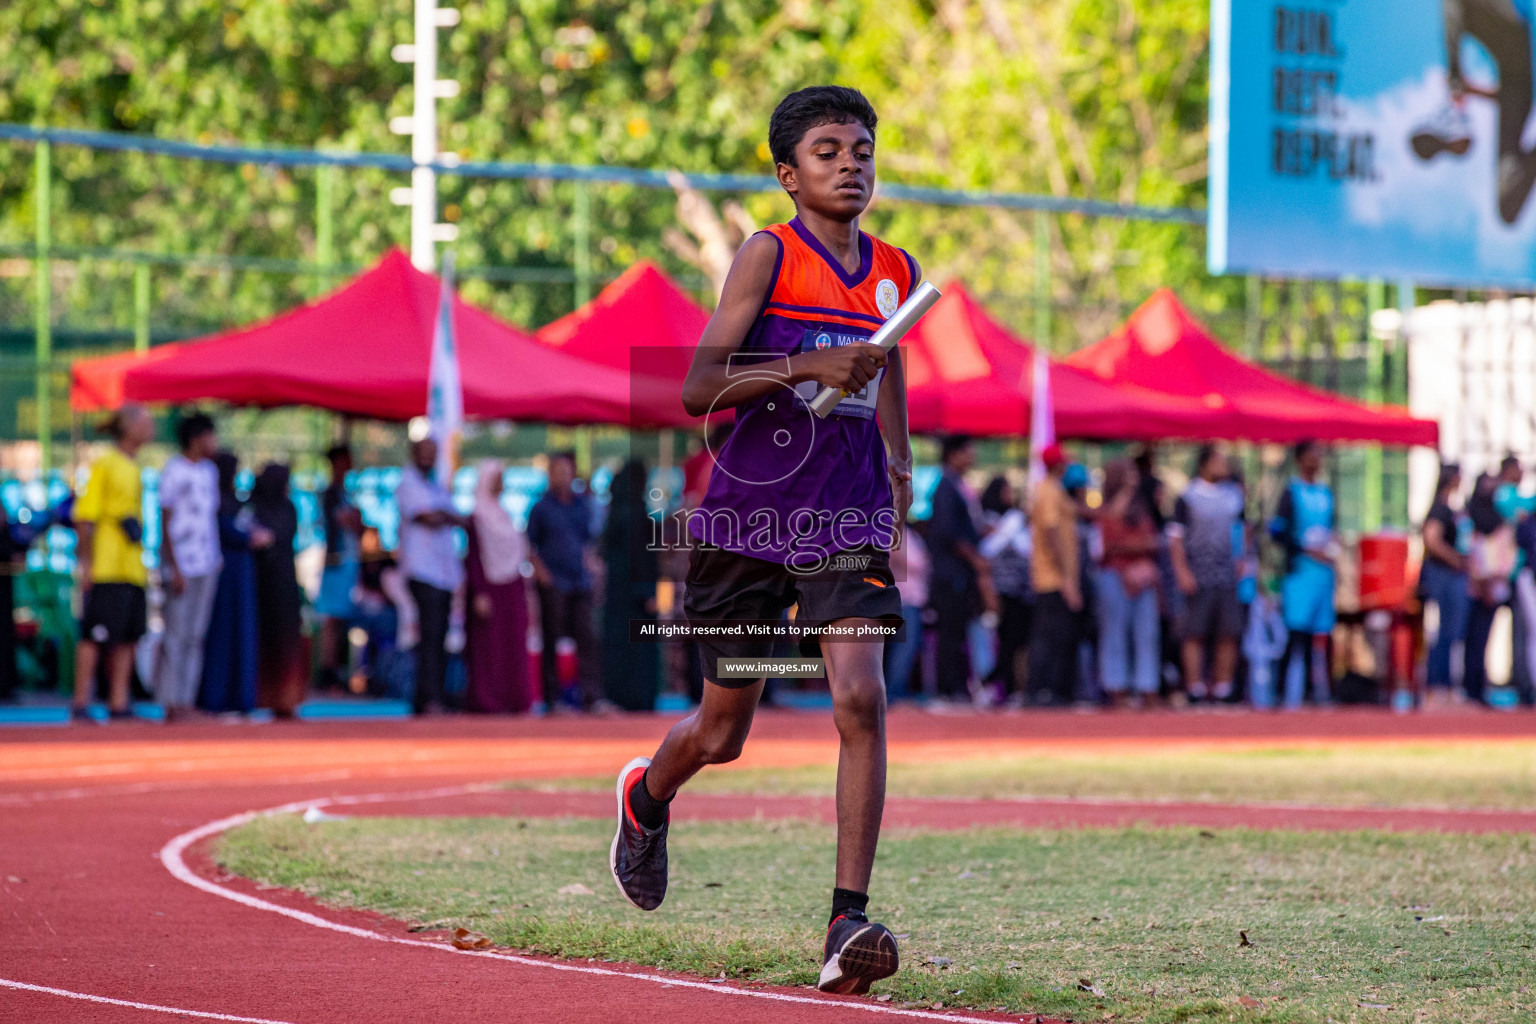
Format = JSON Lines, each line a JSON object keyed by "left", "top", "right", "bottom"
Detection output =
{"left": 426, "top": 250, "right": 463, "bottom": 485}
{"left": 1028, "top": 346, "right": 1055, "bottom": 486}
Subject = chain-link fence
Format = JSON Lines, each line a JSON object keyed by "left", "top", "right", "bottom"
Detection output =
{"left": 0, "top": 125, "right": 1455, "bottom": 532}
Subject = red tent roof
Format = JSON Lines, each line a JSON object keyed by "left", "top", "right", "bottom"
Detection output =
{"left": 901, "top": 284, "right": 1225, "bottom": 439}
{"left": 71, "top": 344, "right": 184, "bottom": 413}
{"left": 535, "top": 261, "right": 708, "bottom": 383}
{"left": 1066, "top": 289, "right": 1440, "bottom": 446}
{"left": 69, "top": 250, "right": 694, "bottom": 428}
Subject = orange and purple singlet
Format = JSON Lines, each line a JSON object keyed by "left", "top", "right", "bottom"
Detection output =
{"left": 690, "top": 217, "right": 917, "bottom": 565}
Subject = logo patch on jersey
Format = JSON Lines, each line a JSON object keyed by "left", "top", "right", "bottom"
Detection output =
{"left": 875, "top": 279, "right": 899, "bottom": 318}
{"left": 813, "top": 331, "right": 833, "bottom": 350}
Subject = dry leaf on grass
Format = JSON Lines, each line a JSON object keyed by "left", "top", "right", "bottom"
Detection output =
{"left": 557, "top": 883, "right": 594, "bottom": 896}
{"left": 1238, "top": 996, "right": 1263, "bottom": 1008}
{"left": 451, "top": 928, "right": 493, "bottom": 950}
{"left": 1077, "top": 979, "right": 1106, "bottom": 997}
{"left": 1239, "top": 930, "right": 1253, "bottom": 947}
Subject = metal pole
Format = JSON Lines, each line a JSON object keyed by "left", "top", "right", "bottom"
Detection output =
{"left": 570, "top": 180, "right": 595, "bottom": 478}
{"left": 573, "top": 180, "right": 592, "bottom": 308}
{"left": 34, "top": 140, "right": 52, "bottom": 474}
{"left": 410, "top": 0, "right": 439, "bottom": 270}
{"left": 1396, "top": 278, "right": 1416, "bottom": 528}
{"left": 1033, "top": 209, "right": 1050, "bottom": 350}
{"left": 1244, "top": 274, "right": 1261, "bottom": 357}
{"left": 133, "top": 262, "right": 151, "bottom": 353}
{"left": 1396, "top": 279, "right": 1415, "bottom": 406}
{"left": 1362, "top": 277, "right": 1386, "bottom": 532}
{"left": 316, "top": 162, "right": 335, "bottom": 292}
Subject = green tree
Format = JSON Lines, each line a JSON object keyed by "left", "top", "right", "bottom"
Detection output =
{"left": 0, "top": 0, "right": 856, "bottom": 332}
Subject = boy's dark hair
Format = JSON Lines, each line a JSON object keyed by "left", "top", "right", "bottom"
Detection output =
{"left": 1501, "top": 453, "right": 1522, "bottom": 475}
{"left": 550, "top": 450, "right": 577, "bottom": 468}
{"left": 177, "top": 412, "right": 216, "bottom": 451}
{"left": 768, "top": 86, "right": 878, "bottom": 167}
{"left": 1194, "top": 444, "right": 1221, "bottom": 474}
{"left": 939, "top": 434, "right": 973, "bottom": 465}
{"left": 1294, "top": 438, "right": 1320, "bottom": 461}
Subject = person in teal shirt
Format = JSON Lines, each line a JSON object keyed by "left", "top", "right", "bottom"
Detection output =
{"left": 1270, "top": 440, "right": 1337, "bottom": 709}
{"left": 1494, "top": 455, "right": 1536, "bottom": 704}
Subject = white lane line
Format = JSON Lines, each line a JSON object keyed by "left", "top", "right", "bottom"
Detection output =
{"left": 160, "top": 785, "right": 1020, "bottom": 1024}
{"left": 0, "top": 977, "right": 299, "bottom": 1023}
{"left": 0, "top": 770, "right": 360, "bottom": 807}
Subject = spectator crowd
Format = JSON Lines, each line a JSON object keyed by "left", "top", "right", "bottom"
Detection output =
{"left": 18, "top": 404, "right": 665, "bottom": 722}
{"left": 2, "top": 406, "right": 1532, "bottom": 722}
{"left": 903, "top": 434, "right": 1536, "bottom": 712}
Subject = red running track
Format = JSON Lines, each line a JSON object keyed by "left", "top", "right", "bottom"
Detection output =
{"left": 4, "top": 707, "right": 1533, "bottom": 1024}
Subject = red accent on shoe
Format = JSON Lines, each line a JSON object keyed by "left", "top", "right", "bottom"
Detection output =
{"left": 622, "top": 766, "right": 648, "bottom": 832}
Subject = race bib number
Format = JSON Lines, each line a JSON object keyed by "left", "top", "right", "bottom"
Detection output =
{"left": 793, "top": 328, "right": 882, "bottom": 420}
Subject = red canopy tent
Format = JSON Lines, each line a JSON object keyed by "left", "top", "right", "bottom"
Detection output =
{"left": 535, "top": 261, "right": 708, "bottom": 383}
{"left": 71, "top": 344, "right": 183, "bottom": 413}
{"left": 69, "top": 250, "right": 694, "bottom": 429}
{"left": 901, "top": 284, "right": 1226, "bottom": 439}
{"left": 1066, "top": 289, "right": 1439, "bottom": 447}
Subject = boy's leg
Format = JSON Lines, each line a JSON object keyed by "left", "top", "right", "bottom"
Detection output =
{"left": 610, "top": 671, "right": 761, "bottom": 912}
{"left": 643, "top": 676, "right": 764, "bottom": 799}
{"left": 821, "top": 620, "right": 887, "bottom": 895}
{"left": 816, "top": 618, "right": 900, "bottom": 995}
{"left": 1180, "top": 638, "right": 1205, "bottom": 698}
{"left": 1310, "top": 634, "right": 1332, "bottom": 703}
{"left": 569, "top": 588, "right": 605, "bottom": 709}
{"left": 536, "top": 582, "right": 561, "bottom": 708}
{"left": 73, "top": 639, "right": 100, "bottom": 710}
{"left": 106, "top": 643, "right": 135, "bottom": 713}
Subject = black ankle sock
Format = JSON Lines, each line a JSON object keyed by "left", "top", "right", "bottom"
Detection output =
{"left": 628, "top": 768, "right": 671, "bottom": 831}
{"left": 830, "top": 887, "right": 869, "bottom": 925}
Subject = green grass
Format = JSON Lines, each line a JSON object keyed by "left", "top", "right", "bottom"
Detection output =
{"left": 219, "top": 815, "right": 1536, "bottom": 1023}
{"left": 517, "top": 743, "right": 1536, "bottom": 811}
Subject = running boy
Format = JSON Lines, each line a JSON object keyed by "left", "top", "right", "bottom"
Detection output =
{"left": 611, "top": 86, "right": 917, "bottom": 995}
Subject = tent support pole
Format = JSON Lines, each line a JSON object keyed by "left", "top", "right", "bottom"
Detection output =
{"left": 34, "top": 139, "right": 52, "bottom": 475}
{"left": 1362, "top": 278, "right": 1385, "bottom": 532}
{"left": 1033, "top": 210, "right": 1050, "bottom": 351}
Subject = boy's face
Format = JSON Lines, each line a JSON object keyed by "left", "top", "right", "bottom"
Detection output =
{"left": 777, "top": 120, "right": 875, "bottom": 221}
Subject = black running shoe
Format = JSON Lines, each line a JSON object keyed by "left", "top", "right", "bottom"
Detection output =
{"left": 609, "top": 756, "right": 669, "bottom": 911}
{"left": 817, "top": 911, "right": 900, "bottom": 994}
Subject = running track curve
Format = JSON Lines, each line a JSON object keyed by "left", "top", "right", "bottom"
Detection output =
{"left": 4, "top": 707, "right": 1532, "bottom": 1024}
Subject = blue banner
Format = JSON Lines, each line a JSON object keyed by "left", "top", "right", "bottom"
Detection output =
{"left": 1209, "top": 0, "right": 1536, "bottom": 287}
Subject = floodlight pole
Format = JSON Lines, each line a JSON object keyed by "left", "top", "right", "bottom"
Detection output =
{"left": 392, "top": 0, "right": 460, "bottom": 271}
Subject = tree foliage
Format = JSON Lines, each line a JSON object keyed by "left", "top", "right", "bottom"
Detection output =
{"left": 0, "top": 0, "right": 1232, "bottom": 347}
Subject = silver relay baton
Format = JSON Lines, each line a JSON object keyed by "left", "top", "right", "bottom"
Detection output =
{"left": 808, "top": 281, "right": 942, "bottom": 418}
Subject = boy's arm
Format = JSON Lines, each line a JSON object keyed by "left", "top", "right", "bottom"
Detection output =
{"left": 681, "top": 234, "right": 889, "bottom": 417}
{"left": 160, "top": 506, "right": 184, "bottom": 594}
{"left": 1167, "top": 496, "right": 1197, "bottom": 594}
{"left": 877, "top": 261, "right": 919, "bottom": 525}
